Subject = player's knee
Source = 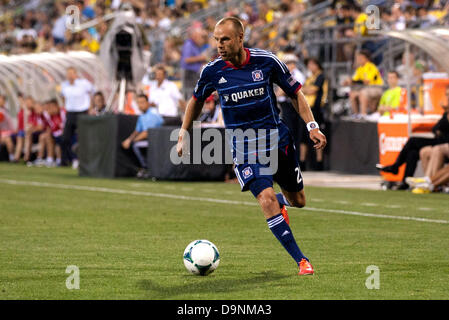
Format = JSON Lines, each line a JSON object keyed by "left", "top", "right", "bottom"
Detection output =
{"left": 258, "top": 192, "right": 279, "bottom": 212}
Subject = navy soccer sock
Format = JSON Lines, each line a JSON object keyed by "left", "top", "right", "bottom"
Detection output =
{"left": 267, "top": 213, "right": 308, "bottom": 264}
{"left": 276, "top": 193, "right": 290, "bottom": 207}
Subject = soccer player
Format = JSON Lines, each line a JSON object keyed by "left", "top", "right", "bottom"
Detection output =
{"left": 176, "top": 17, "right": 327, "bottom": 275}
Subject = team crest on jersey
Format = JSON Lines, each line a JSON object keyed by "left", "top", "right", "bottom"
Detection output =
{"left": 242, "top": 166, "right": 253, "bottom": 179}
{"left": 252, "top": 70, "right": 263, "bottom": 82}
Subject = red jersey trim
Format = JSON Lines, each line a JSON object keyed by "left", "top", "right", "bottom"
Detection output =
{"left": 224, "top": 48, "right": 251, "bottom": 70}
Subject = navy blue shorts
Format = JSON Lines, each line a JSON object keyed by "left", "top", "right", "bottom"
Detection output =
{"left": 234, "top": 141, "right": 304, "bottom": 198}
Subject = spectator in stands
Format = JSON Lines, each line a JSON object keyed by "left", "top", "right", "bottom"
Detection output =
{"left": 60, "top": 67, "right": 94, "bottom": 168}
{"left": 299, "top": 57, "right": 328, "bottom": 171}
{"left": 243, "top": 3, "right": 259, "bottom": 25}
{"left": 336, "top": 3, "right": 354, "bottom": 26}
{"left": 0, "top": 94, "right": 15, "bottom": 162}
{"left": 414, "top": 86, "right": 449, "bottom": 178}
{"left": 417, "top": 6, "right": 438, "bottom": 28}
{"left": 404, "top": 5, "right": 419, "bottom": 28}
{"left": 88, "top": 91, "right": 107, "bottom": 115}
{"left": 418, "top": 142, "right": 449, "bottom": 179}
{"left": 163, "top": 36, "right": 182, "bottom": 70}
{"left": 31, "top": 100, "right": 53, "bottom": 167}
{"left": 80, "top": 29, "right": 100, "bottom": 53}
{"left": 143, "top": 64, "right": 186, "bottom": 125}
{"left": 376, "top": 71, "right": 402, "bottom": 117}
{"left": 11, "top": 94, "right": 25, "bottom": 162}
{"left": 180, "top": 25, "right": 208, "bottom": 100}
{"left": 391, "top": 3, "right": 407, "bottom": 30}
{"left": 52, "top": 1, "right": 69, "bottom": 45}
{"left": 352, "top": 5, "right": 368, "bottom": 37}
{"left": 36, "top": 22, "right": 55, "bottom": 53}
{"left": 344, "top": 50, "right": 384, "bottom": 118}
{"left": 407, "top": 161, "right": 449, "bottom": 193}
{"left": 16, "top": 20, "right": 38, "bottom": 44}
{"left": 43, "top": 99, "right": 65, "bottom": 167}
{"left": 411, "top": 60, "right": 426, "bottom": 111}
{"left": 121, "top": 94, "right": 164, "bottom": 179}
{"left": 24, "top": 99, "right": 46, "bottom": 164}
{"left": 258, "top": 2, "right": 275, "bottom": 24}
{"left": 378, "top": 86, "right": 449, "bottom": 189}
{"left": 396, "top": 51, "right": 417, "bottom": 87}
{"left": 75, "top": 0, "right": 96, "bottom": 21}
{"left": 198, "top": 93, "right": 224, "bottom": 127}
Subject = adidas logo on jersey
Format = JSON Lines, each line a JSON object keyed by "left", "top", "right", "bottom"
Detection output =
{"left": 218, "top": 77, "right": 227, "bottom": 84}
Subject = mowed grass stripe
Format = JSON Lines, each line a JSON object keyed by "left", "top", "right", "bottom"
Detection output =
{"left": 1, "top": 179, "right": 448, "bottom": 225}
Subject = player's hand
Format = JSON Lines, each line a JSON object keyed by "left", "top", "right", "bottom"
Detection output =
{"left": 176, "top": 135, "right": 184, "bottom": 157}
{"left": 310, "top": 129, "right": 327, "bottom": 150}
{"left": 177, "top": 131, "right": 189, "bottom": 157}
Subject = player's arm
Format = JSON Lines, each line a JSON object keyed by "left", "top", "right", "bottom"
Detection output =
{"left": 177, "top": 64, "right": 214, "bottom": 157}
{"left": 177, "top": 97, "right": 205, "bottom": 156}
{"left": 291, "top": 90, "right": 327, "bottom": 150}
{"left": 270, "top": 55, "right": 326, "bottom": 150}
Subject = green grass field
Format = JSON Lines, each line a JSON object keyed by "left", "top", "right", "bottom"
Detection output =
{"left": 0, "top": 162, "right": 448, "bottom": 300}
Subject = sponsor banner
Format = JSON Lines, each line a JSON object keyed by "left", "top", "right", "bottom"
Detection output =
{"left": 377, "top": 115, "right": 439, "bottom": 182}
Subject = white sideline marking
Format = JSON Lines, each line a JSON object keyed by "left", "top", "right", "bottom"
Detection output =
{"left": 361, "top": 203, "right": 379, "bottom": 207}
{"left": 0, "top": 179, "right": 448, "bottom": 225}
{"left": 386, "top": 205, "right": 402, "bottom": 209}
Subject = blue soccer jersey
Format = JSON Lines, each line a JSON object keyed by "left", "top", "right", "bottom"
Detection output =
{"left": 193, "top": 48, "right": 302, "bottom": 161}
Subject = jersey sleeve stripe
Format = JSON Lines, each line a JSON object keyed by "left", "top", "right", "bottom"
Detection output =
{"left": 249, "top": 49, "right": 290, "bottom": 74}
{"left": 250, "top": 53, "right": 288, "bottom": 73}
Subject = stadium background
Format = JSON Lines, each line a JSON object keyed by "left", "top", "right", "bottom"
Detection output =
{"left": 1, "top": 0, "right": 449, "bottom": 176}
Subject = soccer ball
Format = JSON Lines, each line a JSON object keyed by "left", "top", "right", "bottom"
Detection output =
{"left": 183, "top": 240, "right": 220, "bottom": 276}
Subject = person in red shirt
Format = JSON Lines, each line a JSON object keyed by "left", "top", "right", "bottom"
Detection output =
{"left": 30, "top": 99, "right": 66, "bottom": 167}
{"left": 13, "top": 110, "right": 25, "bottom": 161}
{"left": 24, "top": 97, "right": 46, "bottom": 163}
{"left": 48, "top": 101, "right": 66, "bottom": 166}
{"left": 0, "top": 94, "right": 15, "bottom": 162}
{"left": 42, "top": 100, "right": 65, "bottom": 166}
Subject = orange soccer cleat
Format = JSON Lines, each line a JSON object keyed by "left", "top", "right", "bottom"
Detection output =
{"left": 298, "top": 258, "right": 314, "bottom": 276}
{"left": 280, "top": 205, "right": 289, "bottom": 225}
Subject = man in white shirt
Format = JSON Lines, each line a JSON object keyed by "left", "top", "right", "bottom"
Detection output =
{"left": 60, "top": 67, "right": 94, "bottom": 167}
{"left": 142, "top": 64, "right": 185, "bottom": 126}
